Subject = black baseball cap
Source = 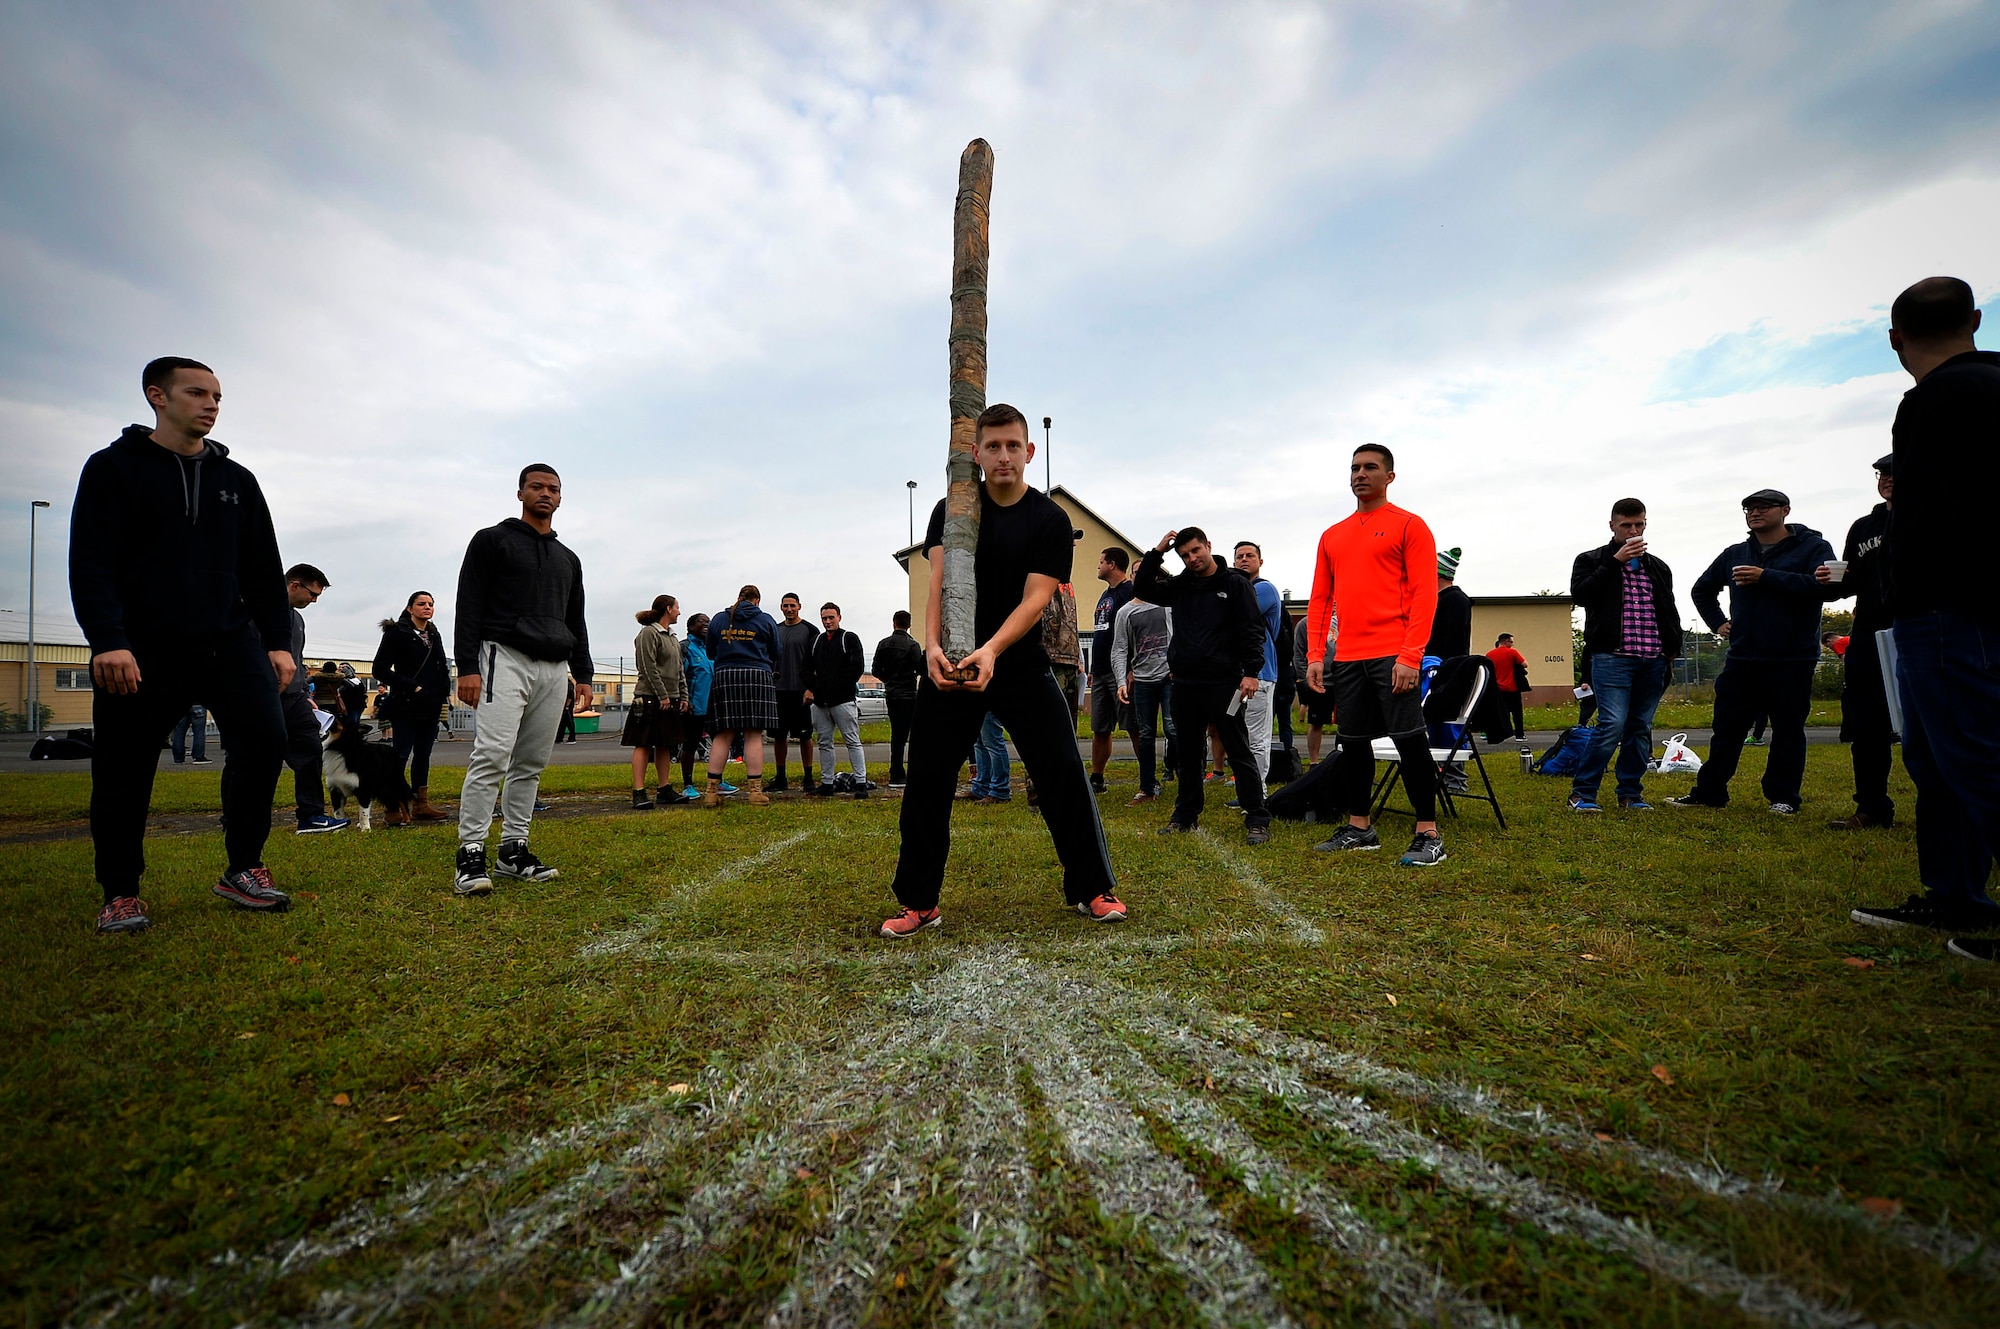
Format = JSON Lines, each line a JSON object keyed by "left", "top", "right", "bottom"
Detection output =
{"left": 1741, "top": 488, "right": 1789, "bottom": 509}
{"left": 1874, "top": 454, "right": 1894, "bottom": 475}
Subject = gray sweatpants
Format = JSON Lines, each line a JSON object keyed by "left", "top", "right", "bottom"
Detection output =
{"left": 459, "top": 641, "right": 569, "bottom": 847}
{"left": 813, "top": 700, "right": 867, "bottom": 782}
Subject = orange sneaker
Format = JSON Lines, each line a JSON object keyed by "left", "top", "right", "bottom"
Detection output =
{"left": 1076, "top": 892, "right": 1127, "bottom": 923}
{"left": 880, "top": 906, "right": 942, "bottom": 938}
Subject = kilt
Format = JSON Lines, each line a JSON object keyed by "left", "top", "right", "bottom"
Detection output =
{"left": 711, "top": 666, "right": 780, "bottom": 732}
{"left": 621, "top": 695, "right": 686, "bottom": 750}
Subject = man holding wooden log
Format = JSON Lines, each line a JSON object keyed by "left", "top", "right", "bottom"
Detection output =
{"left": 880, "top": 404, "right": 1125, "bottom": 937}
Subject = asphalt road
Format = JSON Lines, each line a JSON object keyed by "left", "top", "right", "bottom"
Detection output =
{"left": 0, "top": 727, "right": 1850, "bottom": 775}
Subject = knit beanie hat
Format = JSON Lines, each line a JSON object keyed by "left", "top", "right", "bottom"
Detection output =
{"left": 1437, "top": 547, "right": 1462, "bottom": 581}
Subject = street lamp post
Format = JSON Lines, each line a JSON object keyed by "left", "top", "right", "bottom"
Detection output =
{"left": 28, "top": 500, "right": 50, "bottom": 735}
{"left": 1042, "top": 416, "right": 1052, "bottom": 493}
{"left": 906, "top": 480, "right": 918, "bottom": 547}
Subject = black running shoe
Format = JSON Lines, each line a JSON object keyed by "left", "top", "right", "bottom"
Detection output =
{"left": 1156, "top": 821, "right": 1195, "bottom": 835}
{"left": 765, "top": 773, "right": 789, "bottom": 793}
{"left": 495, "top": 839, "right": 558, "bottom": 882}
{"left": 1398, "top": 831, "right": 1448, "bottom": 867}
{"left": 1664, "top": 795, "right": 1723, "bottom": 809}
{"left": 1245, "top": 823, "right": 1272, "bottom": 846}
{"left": 631, "top": 790, "right": 654, "bottom": 810}
{"left": 214, "top": 866, "right": 290, "bottom": 911}
{"left": 1089, "top": 772, "right": 1107, "bottom": 794}
{"left": 1314, "top": 824, "right": 1380, "bottom": 853}
{"left": 1948, "top": 937, "right": 1998, "bottom": 962}
{"left": 455, "top": 843, "right": 493, "bottom": 896}
{"left": 1851, "top": 894, "right": 1953, "bottom": 932}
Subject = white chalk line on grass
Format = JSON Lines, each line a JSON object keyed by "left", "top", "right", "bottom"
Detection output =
{"left": 1190, "top": 829, "right": 1324, "bottom": 945}
{"left": 1123, "top": 1009, "right": 1873, "bottom": 1329}
{"left": 582, "top": 829, "right": 817, "bottom": 957}
{"left": 1137, "top": 983, "right": 2000, "bottom": 1280}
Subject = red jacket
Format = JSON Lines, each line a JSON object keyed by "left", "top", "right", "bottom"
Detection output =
{"left": 1487, "top": 645, "right": 1527, "bottom": 692}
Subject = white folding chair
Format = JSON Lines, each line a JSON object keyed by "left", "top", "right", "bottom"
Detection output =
{"left": 1368, "top": 659, "right": 1506, "bottom": 829}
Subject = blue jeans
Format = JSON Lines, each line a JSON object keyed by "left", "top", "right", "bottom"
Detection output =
{"left": 170, "top": 706, "right": 207, "bottom": 762}
{"left": 1896, "top": 612, "right": 2000, "bottom": 908}
{"left": 971, "top": 712, "right": 1010, "bottom": 799}
{"left": 1569, "top": 654, "right": 1669, "bottom": 804}
{"left": 1127, "top": 677, "right": 1175, "bottom": 794}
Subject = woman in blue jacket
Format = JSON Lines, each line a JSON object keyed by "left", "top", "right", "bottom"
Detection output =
{"left": 703, "top": 586, "right": 779, "bottom": 806}
{"left": 678, "top": 614, "right": 715, "bottom": 801}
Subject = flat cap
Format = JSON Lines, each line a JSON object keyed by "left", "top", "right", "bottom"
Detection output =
{"left": 1741, "top": 488, "right": 1789, "bottom": 508}
{"left": 1874, "top": 453, "right": 1894, "bottom": 474}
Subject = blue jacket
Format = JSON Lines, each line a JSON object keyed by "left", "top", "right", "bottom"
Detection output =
{"left": 1691, "top": 523, "right": 1836, "bottom": 663}
{"left": 683, "top": 636, "right": 714, "bottom": 715}
{"left": 1250, "top": 577, "right": 1283, "bottom": 682}
{"left": 707, "top": 600, "right": 777, "bottom": 670}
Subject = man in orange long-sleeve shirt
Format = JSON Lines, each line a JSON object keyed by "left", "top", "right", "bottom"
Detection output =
{"left": 1304, "top": 444, "right": 1448, "bottom": 866}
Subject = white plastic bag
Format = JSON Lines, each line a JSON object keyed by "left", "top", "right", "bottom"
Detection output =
{"left": 1658, "top": 732, "right": 1702, "bottom": 774}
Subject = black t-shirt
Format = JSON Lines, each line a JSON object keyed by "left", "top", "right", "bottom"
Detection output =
{"left": 1090, "top": 580, "right": 1138, "bottom": 677}
{"left": 924, "top": 487, "right": 1073, "bottom": 679}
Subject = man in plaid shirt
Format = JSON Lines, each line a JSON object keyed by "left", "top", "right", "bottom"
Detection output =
{"left": 1567, "top": 498, "right": 1684, "bottom": 811}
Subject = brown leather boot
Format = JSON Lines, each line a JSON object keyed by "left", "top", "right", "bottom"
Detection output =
{"left": 746, "top": 775, "right": 771, "bottom": 806}
{"left": 382, "top": 800, "right": 409, "bottom": 827}
{"left": 411, "top": 786, "right": 447, "bottom": 821}
{"left": 701, "top": 777, "right": 722, "bottom": 809}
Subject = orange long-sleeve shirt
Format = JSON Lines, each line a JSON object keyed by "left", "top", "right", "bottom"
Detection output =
{"left": 1306, "top": 503, "right": 1438, "bottom": 669}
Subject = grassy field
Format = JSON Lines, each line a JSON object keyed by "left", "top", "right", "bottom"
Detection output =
{"left": 5, "top": 747, "right": 1998, "bottom": 1325}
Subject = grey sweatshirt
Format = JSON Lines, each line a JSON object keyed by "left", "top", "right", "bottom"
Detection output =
{"left": 1110, "top": 599, "right": 1173, "bottom": 688}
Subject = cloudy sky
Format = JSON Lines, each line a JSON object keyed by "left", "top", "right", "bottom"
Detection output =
{"left": 4, "top": 1, "right": 1997, "bottom": 665}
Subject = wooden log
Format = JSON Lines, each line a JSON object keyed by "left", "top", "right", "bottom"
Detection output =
{"left": 940, "top": 138, "right": 993, "bottom": 674}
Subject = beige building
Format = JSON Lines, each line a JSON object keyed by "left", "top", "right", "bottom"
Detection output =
{"left": 1280, "top": 594, "right": 1578, "bottom": 709}
{"left": 1, "top": 638, "right": 96, "bottom": 727}
{"left": 893, "top": 485, "right": 1147, "bottom": 636}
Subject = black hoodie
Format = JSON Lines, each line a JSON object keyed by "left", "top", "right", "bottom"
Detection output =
{"left": 69, "top": 425, "right": 289, "bottom": 655}
{"left": 454, "top": 517, "right": 592, "bottom": 682}
{"left": 1889, "top": 349, "right": 2000, "bottom": 621}
{"left": 1132, "top": 550, "right": 1266, "bottom": 684}
{"left": 1690, "top": 523, "right": 1836, "bottom": 663}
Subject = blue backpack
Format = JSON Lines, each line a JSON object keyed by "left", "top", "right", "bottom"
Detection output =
{"left": 1532, "top": 725, "right": 1592, "bottom": 777}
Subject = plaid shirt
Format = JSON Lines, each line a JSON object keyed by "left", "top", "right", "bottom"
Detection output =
{"left": 1618, "top": 560, "right": 1664, "bottom": 657}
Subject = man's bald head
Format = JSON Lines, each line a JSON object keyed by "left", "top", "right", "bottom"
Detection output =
{"left": 1891, "top": 277, "right": 1978, "bottom": 343}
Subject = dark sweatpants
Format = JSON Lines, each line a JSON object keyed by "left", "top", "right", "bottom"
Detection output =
{"left": 222, "top": 689, "right": 325, "bottom": 823}
{"left": 91, "top": 626, "right": 286, "bottom": 903}
{"left": 1169, "top": 681, "right": 1270, "bottom": 828}
{"left": 892, "top": 668, "right": 1116, "bottom": 911}
{"left": 1690, "top": 659, "right": 1814, "bottom": 807}
{"left": 886, "top": 695, "right": 915, "bottom": 783}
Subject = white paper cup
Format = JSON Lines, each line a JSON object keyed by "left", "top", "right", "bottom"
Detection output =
{"left": 1824, "top": 560, "right": 1848, "bottom": 582}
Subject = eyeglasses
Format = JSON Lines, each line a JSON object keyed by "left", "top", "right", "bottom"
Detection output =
{"left": 1742, "top": 504, "right": 1780, "bottom": 513}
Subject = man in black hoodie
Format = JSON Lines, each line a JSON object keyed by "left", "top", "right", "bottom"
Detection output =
{"left": 805, "top": 601, "right": 869, "bottom": 796}
{"left": 1673, "top": 490, "right": 1836, "bottom": 814}
{"left": 1850, "top": 277, "right": 2000, "bottom": 950}
{"left": 71, "top": 357, "right": 294, "bottom": 934}
{"left": 450, "top": 464, "right": 593, "bottom": 895}
{"left": 1133, "top": 526, "right": 1272, "bottom": 843}
{"left": 871, "top": 610, "right": 923, "bottom": 787}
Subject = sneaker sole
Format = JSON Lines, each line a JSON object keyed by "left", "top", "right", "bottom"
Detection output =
{"left": 97, "top": 918, "right": 151, "bottom": 934}
{"left": 295, "top": 824, "right": 347, "bottom": 834}
{"left": 454, "top": 878, "right": 493, "bottom": 896}
{"left": 1316, "top": 842, "right": 1381, "bottom": 852}
{"left": 213, "top": 885, "right": 290, "bottom": 911}
{"left": 1077, "top": 906, "right": 1127, "bottom": 923}
{"left": 1948, "top": 938, "right": 1996, "bottom": 961}
{"left": 1849, "top": 908, "right": 1941, "bottom": 932}
{"left": 493, "top": 868, "right": 558, "bottom": 882}
{"left": 1399, "top": 852, "right": 1449, "bottom": 867}
{"left": 880, "top": 917, "right": 943, "bottom": 939}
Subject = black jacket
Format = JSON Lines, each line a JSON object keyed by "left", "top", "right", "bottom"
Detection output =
{"left": 1132, "top": 551, "right": 1265, "bottom": 684}
{"left": 69, "top": 427, "right": 289, "bottom": 655}
{"left": 453, "top": 518, "right": 592, "bottom": 682}
{"left": 1571, "top": 541, "right": 1683, "bottom": 659}
{"left": 1890, "top": 349, "right": 2000, "bottom": 621}
{"left": 1832, "top": 504, "right": 1892, "bottom": 637}
{"left": 871, "top": 630, "right": 923, "bottom": 702}
{"left": 808, "top": 628, "right": 866, "bottom": 706}
{"left": 1691, "top": 523, "right": 1837, "bottom": 663}
{"left": 373, "top": 618, "right": 452, "bottom": 715}
{"left": 1425, "top": 584, "right": 1473, "bottom": 660}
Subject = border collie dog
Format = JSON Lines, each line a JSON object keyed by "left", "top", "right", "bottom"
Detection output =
{"left": 322, "top": 716, "right": 415, "bottom": 831}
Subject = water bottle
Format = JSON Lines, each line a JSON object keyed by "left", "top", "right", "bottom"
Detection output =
{"left": 1519, "top": 746, "right": 1533, "bottom": 774}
